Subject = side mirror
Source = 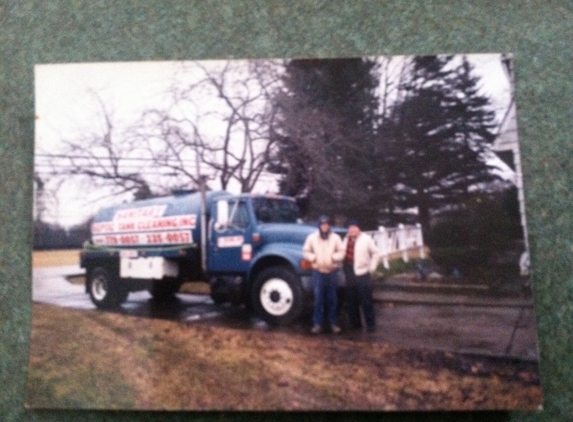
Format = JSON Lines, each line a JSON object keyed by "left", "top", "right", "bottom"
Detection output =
{"left": 215, "top": 200, "right": 229, "bottom": 230}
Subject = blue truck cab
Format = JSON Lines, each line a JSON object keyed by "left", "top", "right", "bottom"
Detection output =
{"left": 80, "top": 190, "right": 329, "bottom": 325}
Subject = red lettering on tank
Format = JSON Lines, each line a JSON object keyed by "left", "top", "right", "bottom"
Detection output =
{"left": 137, "top": 220, "right": 150, "bottom": 230}
{"left": 92, "top": 222, "right": 114, "bottom": 234}
{"left": 105, "top": 236, "right": 118, "bottom": 244}
{"left": 178, "top": 216, "right": 196, "bottom": 228}
{"left": 114, "top": 206, "right": 167, "bottom": 221}
{"left": 120, "top": 235, "right": 139, "bottom": 244}
{"left": 119, "top": 222, "right": 135, "bottom": 231}
{"left": 146, "top": 233, "right": 162, "bottom": 244}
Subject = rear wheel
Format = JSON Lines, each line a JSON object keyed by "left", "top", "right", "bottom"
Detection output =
{"left": 251, "top": 267, "right": 303, "bottom": 326}
{"left": 88, "top": 266, "right": 128, "bottom": 309}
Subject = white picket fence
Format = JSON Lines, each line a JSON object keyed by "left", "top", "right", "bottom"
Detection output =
{"left": 364, "top": 223, "right": 425, "bottom": 269}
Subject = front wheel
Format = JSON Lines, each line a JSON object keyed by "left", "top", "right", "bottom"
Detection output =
{"left": 88, "top": 266, "right": 128, "bottom": 309}
{"left": 251, "top": 267, "right": 303, "bottom": 326}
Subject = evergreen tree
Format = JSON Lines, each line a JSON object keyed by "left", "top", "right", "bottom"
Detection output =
{"left": 269, "top": 58, "right": 384, "bottom": 228}
{"left": 383, "top": 55, "right": 499, "bottom": 234}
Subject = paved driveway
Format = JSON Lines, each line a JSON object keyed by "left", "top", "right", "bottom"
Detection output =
{"left": 31, "top": 266, "right": 540, "bottom": 361}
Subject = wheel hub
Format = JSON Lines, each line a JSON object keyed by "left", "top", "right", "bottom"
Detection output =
{"left": 91, "top": 276, "right": 108, "bottom": 301}
{"left": 270, "top": 290, "right": 281, "bottom": 302}
{"left": 260, "top": 278, "right": 293, "bottom": 316}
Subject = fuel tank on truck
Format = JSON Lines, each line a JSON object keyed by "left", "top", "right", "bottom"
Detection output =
{"left": 90, "top": 190, "right": 230, "bottom": 248}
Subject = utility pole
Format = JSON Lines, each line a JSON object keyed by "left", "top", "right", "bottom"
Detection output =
{"left": 198, "top": 174, "right": 208, "bottom": 275}
{"left": 196, "top": 152, "right": 208, "bottom": 275}
{"left": 501, "top": 53, "right": 530, "bottom": 276}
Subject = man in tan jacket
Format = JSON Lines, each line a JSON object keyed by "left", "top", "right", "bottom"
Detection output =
{"left": 302, "top": 215, "right": 344, "bottom": 334}
{"left": 341, "top": 219, "right": 379, "bottom": 332}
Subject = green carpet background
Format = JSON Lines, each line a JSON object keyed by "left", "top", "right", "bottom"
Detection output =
{"left": 1, "top": 1, "right": 572, "bottom": 421}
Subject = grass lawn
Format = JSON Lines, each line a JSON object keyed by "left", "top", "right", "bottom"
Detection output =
{"left": 32, "top": 249, "right": 81, "bottom": 268}
{"left": 26, "top": 303, "right": 542, "bottom": 411}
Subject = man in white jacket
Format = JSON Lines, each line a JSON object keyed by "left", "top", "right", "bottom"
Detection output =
{"left": 342, "top": 219, "right": 379, "bottom": 332}
{"left": 302, "top": 215, "right": 344, "bottom": 334}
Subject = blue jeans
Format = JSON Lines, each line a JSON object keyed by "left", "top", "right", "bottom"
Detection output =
{"left": 343, "top": 265, "right": 376, "bottom": 330}
{"left": 312, "top": 270, "right": 339, "bottom": 327}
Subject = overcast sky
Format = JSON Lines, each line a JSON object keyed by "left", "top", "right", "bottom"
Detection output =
{"left": 34, "top": 54, "right": 515, "bottom": 228}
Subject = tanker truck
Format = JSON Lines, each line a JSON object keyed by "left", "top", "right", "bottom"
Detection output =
{"left": 80, "top": 190, "right": 333, "bottom": 326}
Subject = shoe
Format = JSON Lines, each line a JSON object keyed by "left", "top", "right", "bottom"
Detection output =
{"left": 310, "top": 325, "right": 322, "bottom": 334}
{"left": 331, "top": 325, "right": 342, "bottom": 334}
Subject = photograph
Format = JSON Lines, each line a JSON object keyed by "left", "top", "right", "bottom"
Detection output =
{"left": 26, "top": 53, "right": 543, "bottom": 411}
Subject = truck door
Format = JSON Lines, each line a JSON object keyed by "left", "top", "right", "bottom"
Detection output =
{"left": 208, "top": 198, "right": 253, "bottom": 274}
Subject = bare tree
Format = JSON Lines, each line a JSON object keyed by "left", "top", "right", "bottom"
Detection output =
{"left": 134, "top": 60, "right": 282, "bottom": 192}
{"left": 33, "top": 173, "right": 46, "bottom": 222}
{"left": 41, "top": 60, "right": 283, "bottom": 211}
{"left": 39, "top": 92, "right": 155, "bottom": 201}
{"left": 378, "top": 56, "right": 409, "bottom": 122}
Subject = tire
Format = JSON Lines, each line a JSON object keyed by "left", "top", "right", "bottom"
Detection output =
{"left": 149, "top": 278, "right": 181, "bottom": 301}
{"left": 251, "top": 267, "right": 303, "bottom": 326}
{"left": 88, "top": 266, "right": 128, "bottom": 309}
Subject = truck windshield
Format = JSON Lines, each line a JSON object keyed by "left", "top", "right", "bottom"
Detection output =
{"left": 252, "top": 197, "right": 300, "bottom": 224}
